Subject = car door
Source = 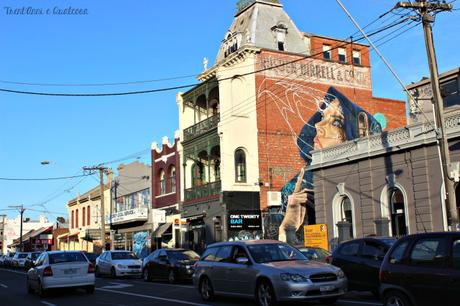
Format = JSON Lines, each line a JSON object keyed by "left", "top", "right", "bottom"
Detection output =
{"left": 28, "top": 253, "right": 45, "bottom": 289}
{"left": 211, "top": 245, "right": 234, "bottom": 293}
{"left": 332, "top": 240, "right": 362, "bottom": 289}
{"left": 358, "top": 239, "right": 388, "bottom": 291}
{"left": 101, "top": 252, "right": 111, "bottom": 274}
{"left": 156, "top": 250, "right": 170, "bottom": 280}
{"left": 404, "top": 236, "right": 450, "bottom": 306}
{"left": 225, "top": 245, "right": 257, "bottom": 296}
{"left": 448, "top": 235, "right": 460, "bottom": 306}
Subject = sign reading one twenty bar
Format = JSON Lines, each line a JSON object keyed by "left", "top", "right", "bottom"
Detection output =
{"left": 228, "top": 210, "right": 262, "bottom": 230}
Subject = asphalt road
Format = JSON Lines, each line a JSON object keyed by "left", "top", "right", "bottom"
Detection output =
{"left": 0, "top": 268, "right": 382, "bottom": 306}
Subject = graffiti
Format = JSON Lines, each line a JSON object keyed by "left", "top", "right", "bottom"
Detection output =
{"left": 133, "top": 231, "right": 149, "bottom": 258}
{"left": 228, "top": 230, "right": 262, "bottom": 242}
{"left": 258, "top": 81, "right": 382, "bottom": 244}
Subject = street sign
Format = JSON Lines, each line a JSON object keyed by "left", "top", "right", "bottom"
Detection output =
{"left": 304, "top": 224, "right": 329, "bottom": 251}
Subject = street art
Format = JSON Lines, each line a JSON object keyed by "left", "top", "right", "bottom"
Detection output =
{"left": 133, "top": 231, "right": 149, "bottom": 258}
{"left": 258, "top": 82, "right": 382, "bottom": 244}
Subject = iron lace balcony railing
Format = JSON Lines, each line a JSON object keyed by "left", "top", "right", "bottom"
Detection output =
{"left": 184, "top": 181, "right": 221, "bottom": 202}
{"left": 183, "top": 115, "right": 220, "bottom": 142}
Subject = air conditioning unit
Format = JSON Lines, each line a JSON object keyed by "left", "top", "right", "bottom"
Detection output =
{"left": 267, "top": 191, "right": 281, "bottom": 207}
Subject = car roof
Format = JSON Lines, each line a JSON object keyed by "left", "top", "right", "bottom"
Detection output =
{"left": 207, "top": 239, "right": 282, "bottom": 248}
{"left": 45, "top": 250, "right": 84, "bottom": 255}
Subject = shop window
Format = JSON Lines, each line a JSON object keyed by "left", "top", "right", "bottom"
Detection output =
{"left": 323, "top": 45, "right": 332, "bottom": 60}
{"left": 235, "top": 148, "right": 247, "bottom": 183}
{"left": 353, "top": 50, "right": 361, "bottom": 65}
{"left": 338, "top": 48, "right": 347, "bottom": 62}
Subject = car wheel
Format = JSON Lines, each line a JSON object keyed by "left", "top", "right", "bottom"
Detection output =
{"left": 384, "top": 290, "right": 412, "bottom": 306}
{"left": 37, "top": 280, "right": 47, "bottom": 298}
{"left": 199, "top": 276, "right": 214, "bottom": 301}
{"left": 85, "top": 285, "right": 95, "bottom": 294}
{"left": 111, "top": 267, "right": 117, "bottom": 278}
{"left": 319, "top": 297, "right": 339, "bottom": 305}
{"left": 143, "top": 269, "right": 151, "bottom": 282}
{"left": 256, "top": 280, "right": 276, "bottom": 306}
{"left": 168, "top": 270, "right": 176, "bottom": 284}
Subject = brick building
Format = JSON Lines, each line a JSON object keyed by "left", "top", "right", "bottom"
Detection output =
{"left": 177, "top": 0, "right": 406, "bottom": 247}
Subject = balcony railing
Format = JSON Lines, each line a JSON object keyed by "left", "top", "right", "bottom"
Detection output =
{"left": 183, "top": 115, "right": 219, "bottom": 142}
{"left": 185, "top": 181, "right": 221, "bottom": 202}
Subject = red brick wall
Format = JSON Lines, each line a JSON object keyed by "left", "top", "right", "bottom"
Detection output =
{"left": 255, "top": 49, "right": 406, "bottom": 211}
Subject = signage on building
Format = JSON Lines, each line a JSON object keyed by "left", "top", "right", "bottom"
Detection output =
{"left": 303, "top": 224, "right": 329, "bottom": 251}
{"left": 39, "top": 234, "right": 52, "bottom": 240}
{"left": 259, "top": 55, "right": 372, "bottom": 90}
{"left": 152, "top": 209, "right": 166, "bottom": 223}
{"left": 108, "top": 207, "right": 149, "bottom": 225}
{"left": 228, "top": 210, "right": 262, "bottom": 230}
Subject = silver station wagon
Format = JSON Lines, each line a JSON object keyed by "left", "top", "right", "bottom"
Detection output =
{"left": 193, "top": 240, "right": 347, "bottom": 306}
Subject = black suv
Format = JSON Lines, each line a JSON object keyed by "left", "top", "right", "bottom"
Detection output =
{"left": 380, "top": 232, "right": 460, "bottom": 306}
{"left": 331, "top": 237, "right": 396, "bottom": 295}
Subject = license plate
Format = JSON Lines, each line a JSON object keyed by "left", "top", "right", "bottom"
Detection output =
{"left": 320, "top": 285, "right": 335, "bottom": 292}
{"left": 64, "top": 269, "right": 77, "bottom": 274}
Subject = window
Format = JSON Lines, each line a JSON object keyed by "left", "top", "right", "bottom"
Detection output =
{"left": 323, "top": 45, "right": 332, "bottom": 60}
{"left": 353, "top": 50, "right": 361, "bottom": 65}
{"left": 159, "top": 170, "right": 166, "bottom": 195}
{"left": 232, "top": 245, "right": 249, "bottom": 263}
{"left": 278, "top": 41, "right": 285, "bottom": 51}
{"left": 71, "top": 210, "right": 74, "bottom": 229}
{"left": 410, "top": 237, "right": 447, "bottom": 267}
{"left": 389, "top": 240, "right": 409, "bottom": 264}
{"left": 192, "top": 162, "right": 205, "bottom": 187}
{"left": 272, "top": 24, "right": 287, "bottom": 52}
{"left": 82, "top": 207, "right": 86, "bottom": 227}
{"left": 201, "top": 247, "right": 219, "bottom": 262}
{"left": 361, "top": 241, "right": 386, "bottom": 260}
{"left": 452, "top": 239, "right": 460, "bottom": 269}
{"left": 358, "top": 112, "right": 369, "bottom": 137}
{"left": 215, "top": 245, "right": 234, "bottom": 263}
{"left": 235, "top": 149, "right": 247, "bottom": 183}
{"left": 339, "top": 241, "right": 360, "bottom": 256}
{"left": 338, "top": 48, "right": 347, "bottom": 62}
{"left": 341, "top": 196, "right": 354, "bottom": 238}
{"left": 87, "top": 205, "right": 90, "bottom": 226}
{"left": 390, "top": 188, "right": 407, "bottom": 237}
{"left": 76, "top": 209, "right": 79, "bottom": 228}
{"left": 170, "top": 167, "right": 176, "bottom": 193}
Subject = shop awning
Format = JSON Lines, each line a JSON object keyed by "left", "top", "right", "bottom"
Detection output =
{"left": 29, "top": 226, "right": 53, "bottom": 239}
{"left": 58, "top": 233, "right": 69, "bottom": 240}
{"left": 68, "top": 232, "right": 80, "bottom": 239}
{"left": 152, "top": 223, "right": 172, "bottom": 238}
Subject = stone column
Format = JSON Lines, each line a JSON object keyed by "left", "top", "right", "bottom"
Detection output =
{"left": 374, "top": 218, "right": 391, "bottom": 237}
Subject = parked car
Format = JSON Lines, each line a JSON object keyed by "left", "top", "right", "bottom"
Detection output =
{"left": 296, "top": 246, "right": 332, "bottom": 263}
{"left": 331, "top": 237, "right": 396, "bottom": 295}
{"left": 95, "top": 250, "right": 142, "bottom": 278}
{"left": 194, "top": 240, "right": 347, "bottom": 306}
{"left": 4, "top": 252, "right": 15, "bottom": 267}
{"left": 12, "top": 252, "right": 29, "bottom": 268}
{"left": 24, "top": 252, "right": 42, "bottom": 270}
{"left": 143, "top": 248, "right": 199, "bottom": 283}
{"left": 0, "top": 255, "right": 6, "bottom": 266}
{"left": 82, "top": 252, "right": 99, "bottom": 265}
{"left": 380, "top": 232, "right": 460, "bottom": 306}
{"left": 26, "top": 251, "right": 95, "bottom": 297}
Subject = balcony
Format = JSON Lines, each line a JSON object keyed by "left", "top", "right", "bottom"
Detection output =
{"left": 184, "top": 181, "right": 221, "bottom": 203}
{"left": 183, "top": 115, "right": 219, "bottom": 142}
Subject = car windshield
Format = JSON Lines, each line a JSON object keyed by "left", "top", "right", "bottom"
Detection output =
{"left": 18, "top": 253, "right": 28, "bottom": 259}
{"left": 49, "top": 252, "right": 87, "bottom": 264}
{"left": 381, "top": 239, "right": 397, "bottom": 247}
{"left": 111, "top": 252, "right": 138, "bottom": 260}
{"left": 300, "top": 248, "right": 328, "bottom": 260}
{"left": 247, "top": 244, "right": 307, "bottom": 263}
{"left": 31, "top": 253, "right": 41, "bottom": 259}
{"left": 167, "top": 250, "right": 200, "bottom": 261}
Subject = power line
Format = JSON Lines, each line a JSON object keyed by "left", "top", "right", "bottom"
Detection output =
{"left": 0, "top": 172, "right": 95, "bottom": 181}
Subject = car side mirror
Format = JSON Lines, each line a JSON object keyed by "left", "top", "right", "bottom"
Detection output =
{"left": 235, "top": 257, "right": 249, "bottom": 265}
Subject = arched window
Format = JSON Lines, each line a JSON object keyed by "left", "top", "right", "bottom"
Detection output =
{"left": 76, "top": 209, "right": 79, "bottom": 228}
{"left": 82, "top": 207, "right": 86, "bottom": 227}
{"left": 71, "top": 210, "right": 74, "bottom": 229}
{"left": 159, "top": 170, "right": 166, "bottom": 195}
{"left": 390, "top": 188, "right": 407, "bottom": 237}
{"left": 358, "top": 112, "right": 369, "bottom": 137}
{"left": 192, "top": 162, "right": 204, "bottom": 187}
{"left": 235, "top": 149, "right": 247, "bottom": 183}
{"left": 340, "top": 196, "right": 354, "bottom": 238}
{"left": 87, "top": 205, "right": 90, "bottom": 226}
{"left": 170, "top": 166, "right": 176, "bottom": 193}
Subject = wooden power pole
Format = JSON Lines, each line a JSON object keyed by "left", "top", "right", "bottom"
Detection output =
{"left": 396, "top": 0, "right": 457, "bottom": 230}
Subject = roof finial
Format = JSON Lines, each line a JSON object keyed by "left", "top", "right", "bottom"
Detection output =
{"left": 203, "top": 57, "right": 209, "bottom": 71}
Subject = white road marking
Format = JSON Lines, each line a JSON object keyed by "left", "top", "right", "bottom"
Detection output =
{"left": 129, "top": 279, "right": 194, "bottom": 289}
{"left": 0, "top": 282, "right": 8, "bottom": 288}
{"left": 339, "top": 300, "right": 382, "bottom": 306}
{"left": 41, "top": 302, "right": 57, "bottom": 306}
{"left": 0, "top": 268, "right": 26, "bottom": 275}
{"left": 96, "top": 288, "right": 210, "bottom": 306}
{"left": 100, "top": 282, "right": 133, "bottom": 289}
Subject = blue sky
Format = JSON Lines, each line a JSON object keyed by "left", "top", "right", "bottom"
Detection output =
{"left": 1, "top": 0, "right": 459, "bottom": 221}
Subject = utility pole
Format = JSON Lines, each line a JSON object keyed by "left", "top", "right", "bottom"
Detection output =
{"left": 8, "top": 205, "right": 25, "bottom": 251}
{"left": 396, "top": 0, "right": 457, "bottom": 230}
{"left": 83, "top": 166, "right": 109, "bottom": 250}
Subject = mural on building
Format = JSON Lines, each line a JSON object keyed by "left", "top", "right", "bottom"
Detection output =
{"left": 133, "top": 231, "right": 149, "bottom": 258}
{"left": 258, "top": 83, "right": 383, "bottom": 244}
{"left": 228, "top": 230, "right": 262, "bottom": 242}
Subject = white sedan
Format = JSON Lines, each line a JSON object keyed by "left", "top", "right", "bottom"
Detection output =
{"left": 26, "top": 251, "right": 95, "bottom": 297}
{"left": 95, "top": 250, "right": 142, "bottom": 278}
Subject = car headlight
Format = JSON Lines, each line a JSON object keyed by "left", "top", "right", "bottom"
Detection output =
{"left": 337, "top": 269, "right": 345, "bottom": 279}
{"left": 280, "top": 273, "right": 309, "bottom": 282}
{"left": 116, "top": 264, "right": 126, "bottom": 269}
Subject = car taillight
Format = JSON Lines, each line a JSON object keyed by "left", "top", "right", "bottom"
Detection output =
{"left": 379, "top": 269, "right": 384, "bottom": 282}
{"left": 325, "top": 255, "right": 332, "bottom": 264}
{"left": 88, "top": 263, "right": 95, "bottom": 273}
{"left": 43, "top": 266, "right": 53, "bottom": 277}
